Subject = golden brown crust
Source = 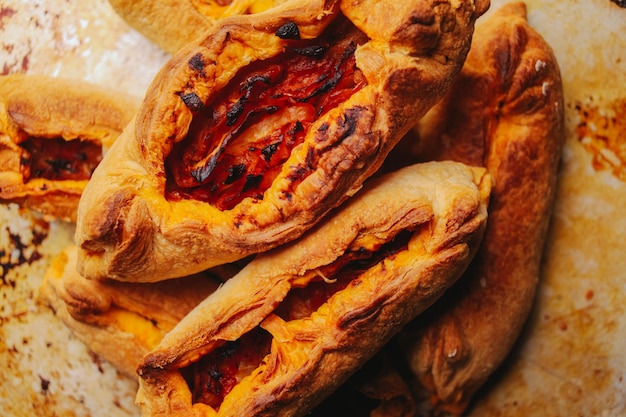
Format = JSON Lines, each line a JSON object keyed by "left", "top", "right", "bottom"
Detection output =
{"left": 392, "top": 3, "right": 565, "bottom": 414}
{"left": 135, "top": 161, "right": 491, "bottom": 417}
{"left": 39, "top": 245, "right": 221, "bottom": 377}
{"left": 108, "top": 0, "right": 292, "bottom": 54}
{"left": 75, "top": 0, "right": 489, "bottom": 283}
{"left": 0, "top": 74, "right": 139, "bottom": 222}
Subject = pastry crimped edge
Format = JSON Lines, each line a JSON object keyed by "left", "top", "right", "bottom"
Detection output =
{"left": 135, "top": 160, "right": 492, "bottom": 417}
{"left": 39, "top": 245, "right": 221, "bottom": 377}
{"left": 394, "top": 2, "right": 565, "bottom": 414}
{"left": 0, "top": 73, "right": 139, "bottom": 222}
{"left": 75, "top": 0, "right": 490, "bottom": 283}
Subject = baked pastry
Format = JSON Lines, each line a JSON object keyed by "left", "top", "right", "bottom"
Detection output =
{"left": 135, "top": 161, "right": 491, "bottom": 417}
{"left": 75, "top": 0, "right": 490, "bottom": 282}
{"left": 389, "top": 3, "right": 565, "bottom": 414}
{"left": 0, "top": 74, "right": 139, "bottom": 222}
{"left": 40, "top": 245, "right": 223, "bottom": 377}
{"left": 108, "top": 0, "right": 291, "bottom": 54}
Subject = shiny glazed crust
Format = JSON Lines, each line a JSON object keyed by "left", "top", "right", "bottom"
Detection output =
{"left": 394, "top": 3, "right": 565, "bottom": 414}
{"left": 39, "top": 245, "right": 220, "bottom": 377}
{"left": 75, "top": 0, "right": 489, "bottom": 282}
{"left": 0, "top": 74, "right": 139, "bottom": 222}
{"left": 135, "top": 161, "right": 491, "bottom": 417}
{"left": 108, "top": 0, "right": 291, "bottom": 54}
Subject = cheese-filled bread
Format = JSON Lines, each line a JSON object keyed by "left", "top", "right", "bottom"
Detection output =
{"left": 135, "top": 161, "right": 491, "bottom": 417}
{"left": 75, "top": 0, "right": 489, "bottom": 282}
{"left": 0, "top": 74, "right": 139, "bottom": 222}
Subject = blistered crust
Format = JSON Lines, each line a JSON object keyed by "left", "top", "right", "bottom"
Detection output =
{"left": 0, "top": 74, "right": 139, "bottom": 222}
{"left": 134, "top": 161, "right": 491, "bottom": 417}
{"left": 75, "top": 0, "right": 489, "bottom": 282}
{"left": 395, "top": 3, "right": 565, "bottom": 414}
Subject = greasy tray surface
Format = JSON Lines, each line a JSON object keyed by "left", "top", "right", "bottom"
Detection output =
{"left": 1, "top": 0, "right": 625, "bottom": 416}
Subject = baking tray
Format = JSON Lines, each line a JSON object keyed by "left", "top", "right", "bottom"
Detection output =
{"left": 1, "top": 0, "right": 625, "bottom": 416}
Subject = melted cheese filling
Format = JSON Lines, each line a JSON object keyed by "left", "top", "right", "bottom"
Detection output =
{"left": 165, "top": 17, "right": 367, "bottom": 210}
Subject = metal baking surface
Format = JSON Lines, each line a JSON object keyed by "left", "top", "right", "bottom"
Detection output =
{"left": 1, "top": 0, "right": 624, "bottom": 416}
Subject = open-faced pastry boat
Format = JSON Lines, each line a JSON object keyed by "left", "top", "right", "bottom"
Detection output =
{"left": 135, "top": 161, "right": 491, "bottom": 417}
{"left": 75, "top": 0, "right": 490, "bottom": 282}
{"left": 385, "top": 2, "right": 565, "bottom": 414}
{"left": 0, "top": 74, "right": 139, "bottom": 222}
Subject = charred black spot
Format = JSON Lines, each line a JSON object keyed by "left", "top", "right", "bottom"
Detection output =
{"left": 261, "top": 142, "right": 279, "bottom": 161}
{"left": 318, "top": 122, "right": 330, "bottom": 132}
{"left": 226, "top": 98, "right": 246, "bottom": 126}
{"left": 242, "top": 174, "right": 263, "bottom": 192}
{"left": 188, "top": 53, "right": 207, "bottom": 75}
{"left": 179, "top": 92, "right": 204, "bottom": 112}
{"left": 242, "top": 74, "right": 271, "bottom": 91}
{"left": 224, "top": 164, "right": 246, "bottom": 184}
{"left": 275, "top": 21, "right": 301, "bottom": 40}
{"left": 300, "top": 73, "right": 341, "bottom": 105}
{"left": 289, "top": 45, "right": 328, "bottom": 59}
{"left": 289, "top": 121, "right": 304, "bottom": 135}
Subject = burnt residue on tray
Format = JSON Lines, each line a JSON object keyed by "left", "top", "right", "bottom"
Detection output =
{"left": 574, "top": 96, "right": 626, "bottom": 182}
{"left": 0, "top": 210, "right": 49, "bottom": 288}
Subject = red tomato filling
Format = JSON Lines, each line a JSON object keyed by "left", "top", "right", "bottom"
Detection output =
{"left": 185, "top": 231, "right": 411, "bottom": 410}
{"left": 20, "top": 137, "right": 102, "bottom": 181}
{"left": 165, "top": 18, "right": 368, "bottom": 210}
{"left": 185, "top": 328, "right": 273, "bottom": 409}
